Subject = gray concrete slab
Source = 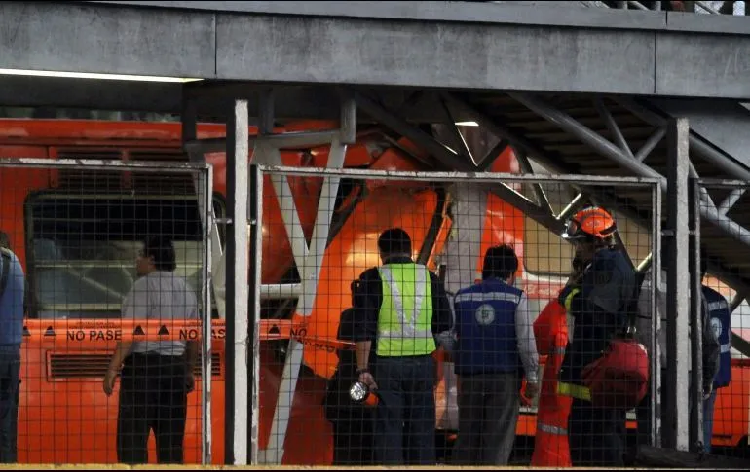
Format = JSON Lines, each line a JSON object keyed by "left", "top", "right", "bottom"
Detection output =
{"left": 2, "top": 1, "right": 750, "bottom": 99}
{"left": 655, "top": 33, "right": 750, "bottom": 98}
{"left": 1, "top": 2, "right": 215, "bottom": 78}
{"left": 83, "top": 1, "right": 668, "bottom": 30}
{"left": 215, "top": 15, "right": 656, "bottom": 94}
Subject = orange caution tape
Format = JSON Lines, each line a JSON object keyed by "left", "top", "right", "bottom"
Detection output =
{"left": 20, "top": 318, "right": 354, "bottom": 350}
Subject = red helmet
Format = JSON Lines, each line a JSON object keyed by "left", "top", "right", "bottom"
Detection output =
{"left": 563, "top": 206, "right": 617, "bottom": 240}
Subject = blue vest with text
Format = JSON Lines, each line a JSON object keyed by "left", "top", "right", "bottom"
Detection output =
{"left": 703, "top": 285, "right": 731, "bottom": 388}
{"left": 453, "top": 278, "right": 521, "bottom": 377}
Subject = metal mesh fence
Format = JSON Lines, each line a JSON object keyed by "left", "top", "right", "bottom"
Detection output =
{"left": 0, "top": 159, "right": 213, "bottom": 465}
{"left": 694, "top": 178, "right": 750, "bottom": 461}
{"left": 252, "top": 165, "right": 660, "bottom": 467}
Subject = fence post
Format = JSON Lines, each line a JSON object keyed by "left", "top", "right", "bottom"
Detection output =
{"left": 664, "top": 117, "right": 691, "bottom": 452}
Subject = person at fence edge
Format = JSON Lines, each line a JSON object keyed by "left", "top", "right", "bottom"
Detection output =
{"left": 634, "top": 246, "right": 721, "bottom": 453}
{"left": 450, "top": 244, "right": 539, "bottom": 465}
{"left": 0, "top": 232, "right": 24, "bottom": 463}
{"left": 102, "top": 236, "right": 199, "bottom": 464}
{"left": 351, "top": 228, "right": 453, "bottom": 465}
{"left": 530, "top": 256, "right": 582, "bottom": 468}
{"left": 555, "top": 206, "right": 636, "bottom": 467}
{"left": 699, "top": 256, "right": 730, "bottom": 454}
{"left": 323, "top": 307, "right": 374, "bottom": 465}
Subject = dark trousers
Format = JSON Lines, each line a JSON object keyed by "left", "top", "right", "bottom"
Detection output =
{"left": 372, "top": 355, "right": 435, "bottom": 465}
{"left": 452, "top": 372, "right": 519, "bottom": 465}
{"left": 330, "top": 411, "right": 374, "bottom": 465}
{"left": 117, "top": 352, "right": 188, "bottom": 464}
{"left": 636, "top": 368, "right": 667, "bottom": 448}
{"left": 569, "top": 397, "right": 626, "bottom": 466}
{"left": 0, "top": 348, "right": 19, "bottom": 463}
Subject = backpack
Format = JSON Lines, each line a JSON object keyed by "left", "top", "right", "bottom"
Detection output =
{"left": 581, "top": 269, "right": 650, "bottom": 409}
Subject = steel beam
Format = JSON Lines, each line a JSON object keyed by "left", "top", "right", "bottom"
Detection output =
{"left": 355, "top": 92, "right": 472, "bottom": 171}
{"left": 635, "top": 127, "right": 666, "bottom": 163}
{"left": 248, "top": 164, "right": 263, "bottom": 465}
{"left": 718, "top": 188, "right": 745, "bottom": 216}
{"left": 665, "top": 117, "right": 691, "bottom": 452}
{"left": 511, "top": 92, "right": 750, "bottom": 248}
{"left": 594, "top": 97, "right": 634, "bottom": 158}
{"left": 225, "top": 99, "right": 249, "bottom": 465}
{"left": 615, "top": 97, "right": 750, "bottom": 182}
{"left": 689, "top": 176, "right": 704, "bottom": 453}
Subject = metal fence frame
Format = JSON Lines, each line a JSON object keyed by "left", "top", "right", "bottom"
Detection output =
{"left": 0, "top": 158, "right": 214, "bottom": 464}
{"left": 249, "top": 164, "right": 663, "bottom": 464}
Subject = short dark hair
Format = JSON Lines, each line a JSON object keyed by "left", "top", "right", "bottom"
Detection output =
{"left": 143, "top": 236, "right": 177, "bottom": 272}
{"left": 0, "top": 232, "right": 9, "bottom": 250}
{"left": 482, "top": 244, "right": 518, "bottom": 280}
{"left": 378, "top": 228, "right": 412, "bottom": 256}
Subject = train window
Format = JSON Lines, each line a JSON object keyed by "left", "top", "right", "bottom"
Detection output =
{"left": 25, "top": 194, "right": 220, "bottom": 319}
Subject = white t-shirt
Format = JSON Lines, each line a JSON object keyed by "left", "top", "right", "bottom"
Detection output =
{"left": 122, "top": 271, "right": 199, "bottom": 356}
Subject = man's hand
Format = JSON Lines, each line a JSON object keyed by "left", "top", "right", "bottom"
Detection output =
{"left": 703, "top": 384, "right": 713, "bottom": 401}
{"left": 103, "top": 369, "right": 118, "bottom": 397}
{"left": 358, "top": 371, "right": 378, "bottom": 391}
{"left": 185, "top": 372, "right": 196, "bottom": 393}
{"left": 524, "top": 381, "right": 539, "bottom": 401}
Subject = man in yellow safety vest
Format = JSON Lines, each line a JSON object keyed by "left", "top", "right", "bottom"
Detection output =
{"left": 352, "top": 228, "right": 453, "bottom": 465}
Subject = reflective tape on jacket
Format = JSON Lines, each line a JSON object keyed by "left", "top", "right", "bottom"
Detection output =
{"left": 538, "top": 422, "right": 568, "bottom": 436}
{"left": 557, "top": 381, "right": 591, "bottom": 401}
{"left": 563, "top": 288, "right": 581, "bottom": 313}
{"left": 453, "top": 291, "right": 521, "bottom": 305}
{"left": 550, "top": 346, "right": 566, "bottom": 355}
{"left": 376, "top": 263, "right": 435, "bottom": 356}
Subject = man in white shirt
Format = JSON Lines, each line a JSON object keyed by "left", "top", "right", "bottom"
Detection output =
{"left": 103, "top": 236, "right": 199, "bottom": 464}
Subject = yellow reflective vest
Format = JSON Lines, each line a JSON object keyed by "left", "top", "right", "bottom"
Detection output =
{"left": 376, "top": 263, "right": 435, "bottom": 356}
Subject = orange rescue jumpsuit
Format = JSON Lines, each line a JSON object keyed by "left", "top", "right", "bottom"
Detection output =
{"left": 530, "top": 297, "right": 572, "bottom": 467}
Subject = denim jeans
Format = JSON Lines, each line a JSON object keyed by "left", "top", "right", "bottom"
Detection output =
{"left": 0, "top": 348, "right": 20, "bottom": 463}
{"left": 372, "top": 355, "right": 435, "bottom": 465}
{"left": 703, "top": 388, "right": 718, "bottom": 454}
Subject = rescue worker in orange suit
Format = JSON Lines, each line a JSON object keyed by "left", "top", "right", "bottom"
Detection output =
{"left": 351, "top": 228, "right": 453, "bottom": 465}
{"left": 530, "top": 256, "right": 582, "bottom": 467}
{"left": 451, "top": 245, "right": 539, "bottom": 465}
{"left": 556, "top": 207, "right": 636, "bottom": 467}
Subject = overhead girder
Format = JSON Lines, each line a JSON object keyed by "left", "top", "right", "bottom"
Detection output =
{"left": 508, "top": 92, "right": 750, "bottom": 248}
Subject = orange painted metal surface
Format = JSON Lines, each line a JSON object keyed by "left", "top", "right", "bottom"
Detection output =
{"left": 1, "top": 119, "right": 748, "bottom": 466}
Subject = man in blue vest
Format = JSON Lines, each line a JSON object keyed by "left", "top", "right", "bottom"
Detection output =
{"left": 451, "top": 244, "right": 539, "bottom": 465}
{"left": 352, "top": 228, "right": 453, "bottom": 465}
{"left": 700, "top": 256, "right": 730, "bottom": 454}
{"left": 0, "top": 232, "right": 24, "bottom": 463}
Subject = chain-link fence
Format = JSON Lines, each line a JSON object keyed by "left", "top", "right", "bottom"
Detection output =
{"left": 692, "top": 178, "right": 750, "bottom": 461}
{"left": 0, "top": 159, "right": 214, "bottom": 464}
{"left": 250, "top": 165, "right": 660, "bottom": 466}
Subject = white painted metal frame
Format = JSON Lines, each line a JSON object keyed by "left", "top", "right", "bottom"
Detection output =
{"left": 252, "top": 164, "right": 662, "bottom": 462}
{"left": 252, "top": 97, "right": 354, "bottom": 464}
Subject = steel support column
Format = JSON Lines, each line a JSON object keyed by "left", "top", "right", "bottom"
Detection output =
{"left": 664, "top": 117, "right": 691, "bottom": 452}
{"left": 689, "top": 176, "right": 704, "bottom": 453}
{"left": 226, "top": 99, "right": 249, "bottom": 465}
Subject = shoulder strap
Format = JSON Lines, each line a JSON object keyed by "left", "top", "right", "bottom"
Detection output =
{"left": 625, "top": 269, "right": 648, "bottom": 338}
{"left": 0, "top": 249, "right": 11, "bottom": 300}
